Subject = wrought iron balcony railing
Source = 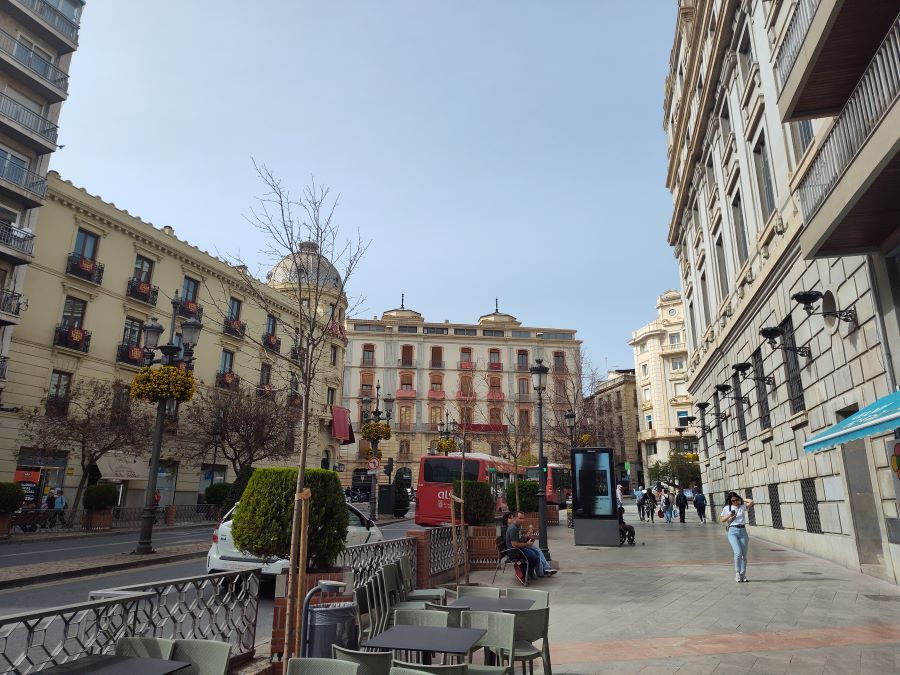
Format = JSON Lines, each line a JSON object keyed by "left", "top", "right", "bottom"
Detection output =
{"left": 66, "top": 253, "right": 103, "bottom": 284}
{"left": 126, "top": 277, "right": 158, "bottom": 305}
{"left": 176, "top": 297, "right": 202, "bottom": 319}
{"left": 0, "top": 91, "right": 58, "bottom": 144}
{"left": 0, "top": 221, "right": 34, "bottom": 256}
{"left": 0, "top": 288, "right": 22, "bottom": 316}
{"left": 488, "top": 362, "right": 503, "bottom": 371}
{"left": 429, "top": 360, "right": 444, "bottom": 369}
{"left": 216, "top": 370, "right": 239, "bottom": 390}
{"left": 223, "top": 318, "right": 246, "bottom": 338}
{"left": 116, "top": 343, "right": 145, "bottom": 367}
{"left": 262, "top": 332, "right": 281, "bottom": 353}
{"left": 0, "top": 27, "right": 68, "bottom": 92}
{"left": 53, "top": 324, "right": 90, "bottom": 352}
{"left": 0, "top": 355, "right": 8, "bottom": 380}
{"left": 774, "top": 0, "right": 821, "bottom": 88}
{"left": 44, "top": 393, "right": 68, "bottom": 416}
{"left": 16, "top": 0, "right": 80, "bottom": 42}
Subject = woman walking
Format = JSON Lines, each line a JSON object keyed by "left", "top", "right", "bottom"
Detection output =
{"left": 720, "top": 491, "right": 754, "bottom": 582}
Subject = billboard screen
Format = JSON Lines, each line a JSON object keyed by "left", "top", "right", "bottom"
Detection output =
{"left": 570, "top": 447, "right": 615, "bottom": 519}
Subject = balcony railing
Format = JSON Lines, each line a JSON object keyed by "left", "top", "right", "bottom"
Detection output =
{"left": 116, "top": 343, "right": 145, "bottom": 367}
{"left": 54, "top": 324, "right": 90, "bottom": 352}
{"left": 515, "top": 392, "right": 534, "bottom": 402}
{"left": 16, "top": 0, "right": 80, "bottom": 42}
{"left": 223, "top": 318, "right": 246, "bottom": 338}
{"left": 395, "top": 422, "right": 414, "bottom": 432}
{"left": 263, "top": 332, "right": 281, "bottom": 353}
{"left": 0, "top": 355, "right": 7, "bottom": 379}
{"left": 797, "top": 14, "right": 900, "bottom": 224}
{"left": 0, "top": 156, "right": 46, "bottom": 200}
{"left": 0, "top": 221, "right": 34, "bottom": 256}
{"left": 216, "top": 370, "right": 239, "bottom": 390}
{"left": 395, "top": 388, "right": 416, "bottom": 399}
{"left": 552, "top": 363, "right": 568, "bottom": 372}
{"left": 0, "top": 90, "right": 58, "bottom": 146}
{"left": 427, "top": 389, "right": 445, "bottom": 400}
{"left": 397, "top": 359, "right": 416, "bottom": 368}
{"left": 176, "top": 297, "right": 202, "bottom": 319}
{"left": 66, "top": 253, "right": 103, "bottom": 284}
{"left": 360, "top": 357, "right": 375, "bottom": 367}
{"left": 774, "top": 0, "right": 821, "bottom": 88}
{"left": 44, "top": 393, "right": 68, "bottom": 416}
{"left": 429, "top": 360, "right": 444, "bottom": 369}
{"left": 486, "top": 390, "right": 505, "bottom": 401}
{"left": 458, "top": 423, "right": 507, "bottom": 434}
{"left": 458, "top": 360, "right": 474, "bottom": 370}
{"left": 455, "top": 390, "right": 476, "bottom": 400}
{"left": 0, "top": 27, "right": 68, "bottom": 92}
{"left": 515, "top": 362, "right": 530, "bottom": 372}
{"left": 488, "top": 362, "right": 503, "bottom": 371}
{"left": 0, "top": 288, "right": 22, "bottom": 316}
{"left": 660, "top": 342, "right": 686, "bottom": 353}
{"left": 126, "top": 277, "right": 158, "bottom": 305}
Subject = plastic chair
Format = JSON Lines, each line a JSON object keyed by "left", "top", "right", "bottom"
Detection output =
{"left": 286, "top": 657, "right": 359, "bottom": 675}
{"left": 390, "top": 667, "right": 433, "bottom": 675}
{"left": 392, "top": 659, "right": 468, "bottom": 674}
{"left": 170, "top": 639, "right": 231, "bottom": 675}
{"left": 393, "top": 609, "right": 449, "bottom": 628}
{"left": 491, "top": 536, "right": 529, "bottom": 587}
{"left": 503, "top": 607, "right": 551, "bottom": 675}
{"left": 398, "top": 556, "right": 446, "bottom": 604}
{"left": 333, "top": 645, "right": 392, "bottom": 675}
{"left": 425, "top": 601, "right": 468, "bottom": 628}
{"left": 504, "top": 588, "right": 549, "bottom": 609}
{"left": 460, "top": 611, "right": 516, "bottom": 675}
{"left": 456, "top": 586, "right": 501, "bottom": 599}
{"left": 115, "top": 637, "right": 174, "bottom": 659}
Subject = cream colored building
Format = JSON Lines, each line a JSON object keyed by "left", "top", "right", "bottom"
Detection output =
{"left": 582, "top": 369, "right": 642, "bottom": 488}
{"left": 341, "top": 303, "right": 581, "bottom": 489}
{"left": 664, "top": 0, "right": 899, "bottom": 583}
{"left": 629, "top": 291, "right": 695, "bottom": 485}
{"left": 0, "top": 172, "right": 346, "bottom": 507}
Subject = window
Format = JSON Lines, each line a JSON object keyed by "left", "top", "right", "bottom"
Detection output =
{"left": 489, "top": 349, "right": 500, "bottom": 364}
{"left": 454, "top": 328, "right": 476, "bottom": 336}
{"left": 516, "top": 350, "right": 529, "bottom": 370}
{"left": 676, "top": 410, "right": 689, "bottom": 425}
{"left": 460, "top": 347, "right": 472, "bottom": 364}
{"left": 460, "top": 407, "right": 473, "bottom": 425}
{"left": 668, "top": 333, "right": 681, "bottom": 345}
{"left": 780, "top": 316, "right": 806, "bottom": 413}
{"left": 540, "top": 332, "right": 574, "bottom": 340}
{"left": 423, "top": 458, "right": 480, "bottom": 483}
{"left": 399, "top": 405, "right": 412, "bottom": 425}
{"left": 430, "top": 407, "right": 442, "bottom": 426}
{"left": 181, "top": 276, "right": 199, "bottom": 302}
{"left": 133, "top": 255, "right": 153, "bottom": 282}
{"left": 511, "top": 330, "right": 530, "bottom": 338}
{"left": 639, "top": 342, "right": 648, "bottom": 353}
{"left": 330, "top": 345, "right": 338, "bottom": 366}
{"left": 61, "top": 296, "right": 86, "bottom": 328}
{"left": 353, "top": 323, "right": 386, "bottom": 332}
{"left": 751, "top": 347, "right": 771, "bottom": 429}
{"left": 753, "top": 134, "right": 776, "bottom": 220}
{"left": 731, "top": 372, "right": 747, "bottom": 441}
{"left": 731, "top": 194, "right": 749, "bottom": 266}
{"left": 645, "top": 414, "right": 653, "bottom": 430}
{"left": 671, "top": 357, "right": 685, "bottom": 371}
{"left": 49, "top": 370, "right": 71, "bottom": 399}
{"left": 715, "top": 235, "right": 728, "bottom": 300}
{"left": 5, "top": 85, "right": 43, "bottom": 117}
{"left": 327, "top": 387, "right": 336, "bottom": 406}
{"left": 554, "top": 378, "right": 566, "bottom": 399}
{"left": 219, "top": 350, "right": 234, "bottom": 373}
{"left": 483, "top": 329, "right": 503, "bottom": 337}
{"left": 401, "top": 345, "right": 414, "bottom": 367}
{"left": 227, "top": 297, "right": 242, "bottom": 320}
{"left": 699, "top": 272, "right": 711, "bottom": 326}
{"left": 643, "top": 387, "right": 651, "bottom": 401}
{"left": 430, "top": 346, "right": 443, "bottom": 367}
{"left": 687, "top": 301, "right": 697, "bottom": 349}
{"left": 398, "top": 325, "right": 417, "bottom": 333}
{"left": 737, "top": 31, "right": 755, "bottom": 84}
{"left": 800, "top": 478, "right": 822, "bottom": 534}
{"left": 423, "top": 326, "right": 448, "bottom": 335}
{"left": 47, "top": 0, "right": 82, "bottom": 21}
{"left": 615, "top": 391, "right": 622, "bottom": 408}
{"left": 360, "top": 372, "right": 373, "bottom": 398}
{"left": 517, "top": 378, "right": 529, "bottom": 395}
{"left": 122, "top": 317, "right": 142, "bottom": 346}
{"left": 489, "top": 376, "right": 502, "bottom": 397}
{"left": 489, "top": 408, "right": 502, "bottom": 426}
{"left": 430, "top": 374, "right": 443, "bottom": 391}
{"left": 518, "top": 409, "right": 530, "bottom": 430}
{"left": 459, "top": 375, "right": 473, "bottom": 395}
{"left": 553, "top": 352, "right": 566, "bottom": 370}
{"left": 792, "top": 119, "right": 814, "bottom": 159}
{"left": 641, "top": 363, "right": 649, "bottom": 377}
{"left": 259, "top": 363, "right": 271, "bottom": 387}
{"left": 720, "top": 106, "right": 731, "bottom": 137}
{"left": 73, "top": 228, "right": 98, "bottom": 260}
{"left": 768, "top": 483, "right": 783, "bottom": 529}
{"left": 400, "top": 373, "right": 413, "bottom": 391}
{"left": 362, "top": 344, "right": 375, "bottom": 365}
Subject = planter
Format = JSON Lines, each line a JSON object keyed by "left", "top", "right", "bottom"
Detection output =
{"left": 522, "top": 507, "right": 559, "bottom": 530}
{"left": 467, "top": 525, "right": 498, "bottom": 570}
{"left": 0, "top": 513, "right": 9, "bottom": 539}
{"left": 165, "top": 504, "right": 176, "bottom": 525}
{"left": 84, "top": 508, "right": 113, "bottom": 531}
{"left": 393, "top": 507, "right": 409, "bottom": 518}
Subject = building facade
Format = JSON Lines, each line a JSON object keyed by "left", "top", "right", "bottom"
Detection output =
{"left": 630, "top": 291, "right": 695, "bottom": 485}
{"left": 0, "top": 0, "right": 83, "bottom": 402}
{"left": 0, "top": 173, "right": 346, "bottom": 507}
{"left": 582, "top": 369, "right": 642, "bottom": 488}
{"left": 341, "top": 304, "right": 581, "bottom": 489}
{"left": 664, "top": 0, "right": 899, "bottom": 583}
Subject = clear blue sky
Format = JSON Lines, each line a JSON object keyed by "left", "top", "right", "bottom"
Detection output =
{"left": 52, "top": 1, "right": 678, "bottom": 373}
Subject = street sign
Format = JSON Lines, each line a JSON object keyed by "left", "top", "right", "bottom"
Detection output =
{"left": 368, "top": 458, "right": 380, "bottom": 470}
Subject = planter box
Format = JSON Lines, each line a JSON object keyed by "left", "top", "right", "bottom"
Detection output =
{"left": 0, "top": 513, "right": 9, "bottom": 539}
{"left": 165, "top": 504, "right": 176, "bottom": 526}
{"left": 84, "top": 508, "right": 112, "bottom": 531}
{"left": 468, "top": 525, "right": 499, "bottom": 570}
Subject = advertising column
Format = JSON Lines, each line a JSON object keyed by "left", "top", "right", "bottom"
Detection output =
{"left": 571, "top": 447, "right": 620, "bottom": 545}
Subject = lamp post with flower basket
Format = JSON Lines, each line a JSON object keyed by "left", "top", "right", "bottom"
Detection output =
{"left": 130, "top": 290, "right": 203, "bottom": 554}
{"left": 360, "top": 382, "right": 394, "bottom": 521}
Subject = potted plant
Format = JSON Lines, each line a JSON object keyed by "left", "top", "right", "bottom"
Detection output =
{"left": 0, "top": 482, "right": 25, "bottom": 538}
{"left": 453, "top": 480, "right": 497, "bottom": 569}
{"left": 82, "top": 484, "right": 118, "bottom": 531}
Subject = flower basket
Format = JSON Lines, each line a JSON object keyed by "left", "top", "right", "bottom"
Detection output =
{"left": 130, "top": 365, "right": 196, "bottom": 403}
{"left": 138, "top": 281, "right": 152, "bottom": 295}
{"left": 435, "top": 437, "right": 456, "bottom": 453}
{"left": 266, "top": 334, "right": 279, "bottom": 346}
{"left": 360, "top": 421, "right": 391, "bottom": 443}
{"left": 228, "top": 319, "right": 243, "bottom": 332}
{"left": 578, "top": 433, "right": 594, "bottom": 447}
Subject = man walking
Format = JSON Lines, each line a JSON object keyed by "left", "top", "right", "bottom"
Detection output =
{"left": 636, "top": 487, "right": 646, "bottom": 522}
{"left": 676, "top": 488, "right": 688, "bottom": 524}
{"left": 693, "top": 489, "right": 707, "bottom": 524}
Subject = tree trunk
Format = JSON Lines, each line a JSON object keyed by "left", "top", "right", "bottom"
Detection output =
{"left": 286, "top": 388, "right": 312, "bottom": 659}
{"left": 70, "top": 469, "right": 91, "bottom": 515}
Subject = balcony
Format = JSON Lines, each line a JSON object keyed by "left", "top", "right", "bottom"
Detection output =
{"left": 66, "top": 254, "right": 103, "bottom": 285}
{"left": 291, "top": 345, "right": 304, "bottom": 362}
{"left": 515, "top": 362, "right": 529, "bottom": 372}
{"left": 425, "top": 422, "right": 441, "bottom": 432}
{"left": 2, "top": 0, "right": 79, "bottom": 51}
{"left": 0, "top": 221, "right": 34, "bottom": 265}
{"left": 116, "top": 343, "right": 145, "bottom": 367}
{"left": 660, "top": 342, "right": 686, "bottom": 354}
{"left": 0, "top": 91, "right": 57, "bottom": 153}
{"left": 53, "top": 324, "right": 90, "bottom": 353}
{"left": 262, "top": 332, "right": 281, "bottom": 353}
{"left": 257, "top": 384, "right": 275, "bottom": 398}
{"left": 0, "top": 288, "right": 22, "bottom": 325}
{"left": 395, "top": 422, "right": 415, "bottom": 433}
{"left": 515, "top": 392, "right": 534, "bottom": 402}
{"left": 552, "top": 363, "right": 568, "bottom": 373}
{"left": 44, "top": 393, "right": 68, "bottom": 417}
{"left": 216, "top": 370, "right": 239, "bottom": 390}
{"left": 223, "top": 318, "right": 246, "bottom": 339}
{"left": 670, "top": 394, "right": 692, "bottom": 406}
{"left": 397, "top": 359, "right": 416, "bottom": 368}
{"left": 488, "top": 362, "right": 503, "bottom": 371}
{"left": 360, "top": 357, "right": 375, "bottom": 367}
{"left": 0, "top": 157, "right": 46, "bottom": 206}
{"left": 458, "top": 423, "right": 507, "bottom": 434}
{"left": 429, "top": 360, "right": 444, "bottom": 369}
{"left": 0, "top": 355, "right": 7, "bottom": 380}
{"left": 395, "top": 388, "right": 416, "bottom": 399}
{"left": 458, "top": 360, "right": 475, "bottom": 370}
{"left": 125, "top": 277, "right": 158, "bottom": 306}
{"left": 427, "top": 389, "right": 446, "bottom": 400}
{"left": 456, "top": 390, "right": 476, "bottom": 400}
{"left": 486, "top": 390, "right": 505, "bottom": 401}
{"left": 0, "top": 27, "right": 68, "bottom": 101}
{"left": 775, "top": 0, "right": 900, "bottom": 121}
{"left": 176, "top": 297, "right": 202, "bottom": 320}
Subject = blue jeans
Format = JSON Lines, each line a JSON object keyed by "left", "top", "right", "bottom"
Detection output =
{"left": 727, "top": 527, "right": 749, "bottom": 576}
{"left": 532, "top": 544, "right": 551, "bottom": 573}
{"left": 521, "top": 547, "right": 543, "bottom": 578}
{"left": 664, "top": 506, "right": 673, "bottom": 522}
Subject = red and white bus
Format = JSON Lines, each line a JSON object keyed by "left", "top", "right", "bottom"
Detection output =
{"left": 525, "top": 463, "right": 572, "bottom": 505}
{"left": 415, "top": 452, "right": 523, "bottom": 526}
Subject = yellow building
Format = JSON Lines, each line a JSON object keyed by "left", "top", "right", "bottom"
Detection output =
{"left": 0, "top": 172, "right": 347, "bottom": 507}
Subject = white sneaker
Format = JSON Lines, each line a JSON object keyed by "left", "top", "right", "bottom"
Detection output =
{"left": 735, "top": 573, "right": 742, "bottom": 583}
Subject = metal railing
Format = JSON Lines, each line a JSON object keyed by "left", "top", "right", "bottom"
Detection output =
{"left": 53, "top": 324, "right": 91, "bottom": 353}
{"left": 0, "top": 288, "right": 22, "bottom": 315}
{"left": 0, "top": 355, "right": 8, "bottom": 380}
{"left": 65, "top": 253, "right": 103, "bottom": 284}
{"left": 338, "top": 536, "right": 418, "bottom": 590}
{"left": 0, "top": 27, "right": 69, "bottom": 92}
{"left": 0, "top": 91, "right": 58, "bottom": 144}
{"left": 0, "top": 221, "right": 34, "bottom": 255}
{"left": 774, "top": 0, "right": 821, "bottom": 88}
{"left": 8, "top": 504, "right": 219, "bottom": 536}
{"left": 427, "top": 525, "right": 466, "bottom": 577}
{"left": 0, "top": 156, "right": 46, "bottom": 199}
{"left": 126, "top": 277, "right": 159, "bottom": 305}
{"left": 15, "top": 0, "right": 80, "bottom": 42}
{"left": 797, "top": 14, "right": 900, "bottom": 223}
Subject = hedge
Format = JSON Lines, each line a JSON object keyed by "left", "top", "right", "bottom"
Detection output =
{"left": 0, "top": 482, "right": 24, "bottom": 514}
{"left": 204, "top": 482, "right": 233, "bottom": 506}
{"left": 83, "top": 484, "right": 119, "bottom": 510}
{"left": 507, "top": 479, "right": 539, "bottom": 513}
{"left": 452, "top": 480, "right": 495, "bottom": 525}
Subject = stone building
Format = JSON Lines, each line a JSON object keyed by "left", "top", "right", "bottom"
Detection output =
{"left": 664, "top": 0, "right": 899, "bottom": 583}
{"left": 582, "top": 369, "right": 642, "bottom": 489}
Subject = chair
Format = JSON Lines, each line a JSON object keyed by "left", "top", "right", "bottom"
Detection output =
{"left": 286, "top": 657, "right": 359, "bottom": 674}
{"left": 456, "top": 586, "right": 501, "bottom": 599}
{"left": 392, "top": 659, "right": 468, "bottom": 674}
{"left": 491, "top": 536, "right": 529, "bottom": 587}
{"left": 504, "top": 588, "right": 549, "bottom": 610}
{"left": 460, "top": 611, "right": 516, "bottom": 675}
{"left": 503, "top": 607, "right": 551, "bottom": 675}
{"left": 115, "top": 637, "right": 174, "bottom": 659}
{"left": 333, "top": 645, "right": 392, "bottom": 675}
{"left": 379, "top": 565, "right": 426, "bottom": 626}
{"left": 390, "top": 668, "right": 433, "bottom": 675}
{"left": 394, "top": 609, "right": 449, "bottom": 628}
{"left": 170, "top": 639, "right": 231, "bottom": 675}
{"left": 398, "top": 556, "right": 446, "bottom": 604}
{"left": 425, "top": 601, "right": 468, "bottom": 628}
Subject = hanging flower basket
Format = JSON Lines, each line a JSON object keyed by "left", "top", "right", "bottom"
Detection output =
{"left": 436, "top": 437, "right": 456, "bottom": 453}
{"left": 360, "top": 421, "right": 391, "bottom": 442}
{"left": 130, "top": 365, "right": 196, "bottom": 403}
{"left": 366, "top": 447, "right": 383, "bottom": 460}
{"left": 578, "top": 432, "right": 594, "bottom": 447}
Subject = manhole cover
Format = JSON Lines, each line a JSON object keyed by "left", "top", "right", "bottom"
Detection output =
{"left": 864, "top": 594, "right": 900, "bottom": 602}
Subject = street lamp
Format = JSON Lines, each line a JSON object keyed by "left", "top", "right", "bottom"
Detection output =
{"left": 135, "top": 291, "right": 203, "bottom": 554}
{"left": 530, "top": 358, "right": 550, "bottom": 560}
{"left": 361, "top": 382, "right": 393, "bottom": 521}
{"left": 565, "top": 409, "right": 576, "bottom": 448}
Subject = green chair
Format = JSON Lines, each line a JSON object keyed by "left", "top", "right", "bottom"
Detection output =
{"left": 503, "top": 607, "right": 551, "bottom": 675}
{"left": 390, "top": 667, "right": 433, "bottom": 675}
{"left": 504, "top": 588, "right": 549, "bottom": 609}
{"left": 115, "top": 637, "right": 174, "bottom": 659}
{"left": 456, "top": 586, "right": 501, "bottom": 599}
{"left": 460, "top": 611, "right": 516, "bottom": 675}
{"left": 286, "top": 657, "right": 359, "bottom": 675}
{"left": 392, "top": 659, "right": 468, "bottom": 674}
{"left": 393, "top": 609, "right": 449, "bottom": 628}
{"left": 424, "top": 601, "right": 468, "bottom": 628}
{"left": 333, "top": 645, "right": 392, "bottom": 675}
{"left": 170, "top": 639, "right": 231, "bottom": 675}
{"left": 398, "top": 556, "right": 446, "bottom": 604}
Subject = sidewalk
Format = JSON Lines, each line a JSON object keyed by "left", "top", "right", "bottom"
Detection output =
{"left": 467, "top": 505, "right": 900, "bottom": 674}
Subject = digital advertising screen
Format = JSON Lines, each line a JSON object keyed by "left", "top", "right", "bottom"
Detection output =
{"left": 570, "top": 447, "right": 615, "bottom": 519}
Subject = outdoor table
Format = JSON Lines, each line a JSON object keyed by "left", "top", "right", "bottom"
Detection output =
{"left": 364, "top": 625, "right": 486, "bottom": 665}
{"left": 40, "top": 654, "right": 191, "bottom": 674}
{"left": 448, "top": 597, "right": 535, "bottom": 612}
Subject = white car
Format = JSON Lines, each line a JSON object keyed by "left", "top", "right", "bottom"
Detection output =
{"left": 207, "top": 501, "right": 384, "bottom": 577}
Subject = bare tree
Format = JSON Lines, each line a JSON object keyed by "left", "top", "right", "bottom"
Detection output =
{"left": 20, "top": 379, "right": 153, "bottom": 512}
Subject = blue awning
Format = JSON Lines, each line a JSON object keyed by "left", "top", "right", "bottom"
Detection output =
{"left": 803, "top": 391, "right": 900, "bottom": 453}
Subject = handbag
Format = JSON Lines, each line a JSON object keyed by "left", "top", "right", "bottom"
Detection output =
{"left": 657, "top": 508, "right": 664, "bottom": 519}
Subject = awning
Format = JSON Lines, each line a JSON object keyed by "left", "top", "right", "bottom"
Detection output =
{"left": 803, "top": 391, "right": 900, "bottom": 454}
{"left": 95, "top": 454, "right": 147, "bottom": 480}
{"left": 331, "top": 406, "right": 355, "bottom": 445}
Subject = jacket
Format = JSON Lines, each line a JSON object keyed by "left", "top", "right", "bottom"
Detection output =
{"left": 675, "top": 493, "right": 688, "bottom": 508}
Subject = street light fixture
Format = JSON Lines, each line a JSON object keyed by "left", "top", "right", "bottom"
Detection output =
{"left": 530, "top": 358, "right": 550, "bottom": 560}
{"left": 361, "top": 383, "right": 393, "bottom": 521}
{"left": 134, "top": 290, "right": 203, "bottom": 554}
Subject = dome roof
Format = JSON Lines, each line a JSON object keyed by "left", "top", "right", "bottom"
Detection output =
{"left": 266, "top": 242, "right": 342, "bottom": 289}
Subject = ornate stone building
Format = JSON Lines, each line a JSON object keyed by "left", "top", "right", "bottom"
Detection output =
{"left": 582, "top": 369, "right": 642, "bottom": 489}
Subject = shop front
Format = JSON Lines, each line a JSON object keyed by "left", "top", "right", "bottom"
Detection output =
{"left": 15, "top": 448, "right": 68, "bottom": 509}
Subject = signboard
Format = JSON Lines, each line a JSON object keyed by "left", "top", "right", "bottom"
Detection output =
{"left": 368, "top": 458, "right": 380, "bottom": 471}
{"left": 570, "top": 447, "right": 616, "bottom": 519}
{"left": 14, "top": 469, "right": 39, "bottom": 508}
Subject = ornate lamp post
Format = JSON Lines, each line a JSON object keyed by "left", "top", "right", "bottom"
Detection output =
{"left": 361, "top": 382, "right": 394, "bottom": 521}
{"left": 565, "top": 409, "right": 577, "bottom": 448}
{"left": 530, "top": 358, "right": 550, "bottom": 560}
{"left": 135, "top": 290, "right": 202, "bottom": 554}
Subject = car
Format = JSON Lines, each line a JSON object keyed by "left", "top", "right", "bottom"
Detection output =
{"left": 206, "top": 501, "right": 384, "bottom": 577}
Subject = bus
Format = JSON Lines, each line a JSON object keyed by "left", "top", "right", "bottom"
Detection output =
{"left": 525, "top": 463, "right": 572, "bottom": 505}
{"left": 415, "top": 452, "right": 523, "bottom": 526}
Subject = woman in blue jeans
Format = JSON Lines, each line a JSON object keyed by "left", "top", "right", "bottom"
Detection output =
{"left": 720, "top": 491, "right": 754, "bottom": 582}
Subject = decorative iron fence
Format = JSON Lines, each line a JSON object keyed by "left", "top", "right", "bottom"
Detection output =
{"left": 0, "top": 570, "right": 259, "bottom": 673}
{"left": 7, "top": 504, "right": 218, "bottom": 536}
{"left": 427, "top": 525, "right": 467, "bottom": 577}
{"left": 339, "top": 536, "right": 418, "bottom": 590}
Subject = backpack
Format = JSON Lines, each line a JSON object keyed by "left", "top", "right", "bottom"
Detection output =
{"left": 663, "top": 496, "right": 671, "bottom": 506}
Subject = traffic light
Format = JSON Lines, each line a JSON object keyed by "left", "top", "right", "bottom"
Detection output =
{"left": 383, "top": 457, "right": 394, "bottom": 478}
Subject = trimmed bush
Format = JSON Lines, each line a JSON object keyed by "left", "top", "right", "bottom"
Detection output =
{"left": 204, "top": 482, "right": 232, "bottom": 506}
{"left": 393, "top": 472, "right": 409, "bottom": 517}
{"left": 232, "top": 467, "right": 349, "bottom": 571}
{"left": 0, "top": 482, "right": 25, "bottom": 514}
{"left": 452, "top": 480, "right": 495, "bottom": 525}
{"left": 507, "top": 479, "right": 539, "bottom": 513}
{"left": 83, "top": 484, "right": 118, "bottom": 510}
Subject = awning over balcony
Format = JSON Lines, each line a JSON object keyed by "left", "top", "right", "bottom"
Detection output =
{"left": 95, "top": 454, "right": 146, "bottom": 481}
{"left": 803, "top": 391, "right": 900, "bottom": 453}
{"left": 331, "top": 406, "right": 355, "bottom": 445}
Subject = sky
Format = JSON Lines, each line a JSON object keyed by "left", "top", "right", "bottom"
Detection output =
{"left": 51, "top": 0, "right": 679, "bottom": 374}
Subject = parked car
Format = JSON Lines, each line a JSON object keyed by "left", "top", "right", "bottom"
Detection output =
{"left": 206, "top": 501, "right": 384, "bottom": 577}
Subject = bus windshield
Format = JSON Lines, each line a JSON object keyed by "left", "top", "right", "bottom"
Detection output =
{"left": 423, "top": 458, "right": 480, "bottom": 483}
{"left": 525, "top": 468, "right": 540, "bottom": 481}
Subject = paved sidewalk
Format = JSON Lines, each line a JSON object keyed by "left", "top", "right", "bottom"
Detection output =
{"left": 468, "top": 505, "right": 900, "bottom": 674}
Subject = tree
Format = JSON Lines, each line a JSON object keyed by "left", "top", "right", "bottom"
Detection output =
{"left": 20, "top": 379, "right": 153, "bottom": 513}
{"left": 648, "top": 448, "right": 700, "bottom": 488}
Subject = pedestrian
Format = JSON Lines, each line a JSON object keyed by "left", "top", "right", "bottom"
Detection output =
{"left": 693, "top": 489, "right": 707, "bottom": 524}
{"left": 675, "top": 488, "right": 688, "bottom": 523}
{"left": 617, "top": 506, "right": 636, "bottom": 545}
{"left": 636, "top": 487, "right": 646, "bottom": 522}
{"left": 53, "top": 489, "right": 67, "bottom": 528}
{"left": 643, "top": 488, "right": 657, "bottom": 523}
{"left": 615, "top": 482, "right": 623, "bottom": 508}
{"left": 505, "top": 511, "right": 545, "bottom": 582}
{"left": 720, "top": 491, "right": 755, "bottom": 582}
{"left": 663, "top": 492, "right": 673, "bottom": 522}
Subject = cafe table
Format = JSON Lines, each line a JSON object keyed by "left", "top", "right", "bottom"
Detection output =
{"left": 39, "top": 654, "right": 191, "bottom": 674}
{"left": 447, "top": 596, "right": 535, "bottom": 612}
{"left": 364, "top": 625, "right": 486, "bottom": 665}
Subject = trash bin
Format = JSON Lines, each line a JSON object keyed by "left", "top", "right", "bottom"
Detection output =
{"left": 306, "top": 601, "right": 358, "bottom": 658}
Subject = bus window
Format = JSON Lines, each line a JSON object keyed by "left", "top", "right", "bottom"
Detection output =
{"left": 422, "top": 458, "right": 480, "bottom": 483}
